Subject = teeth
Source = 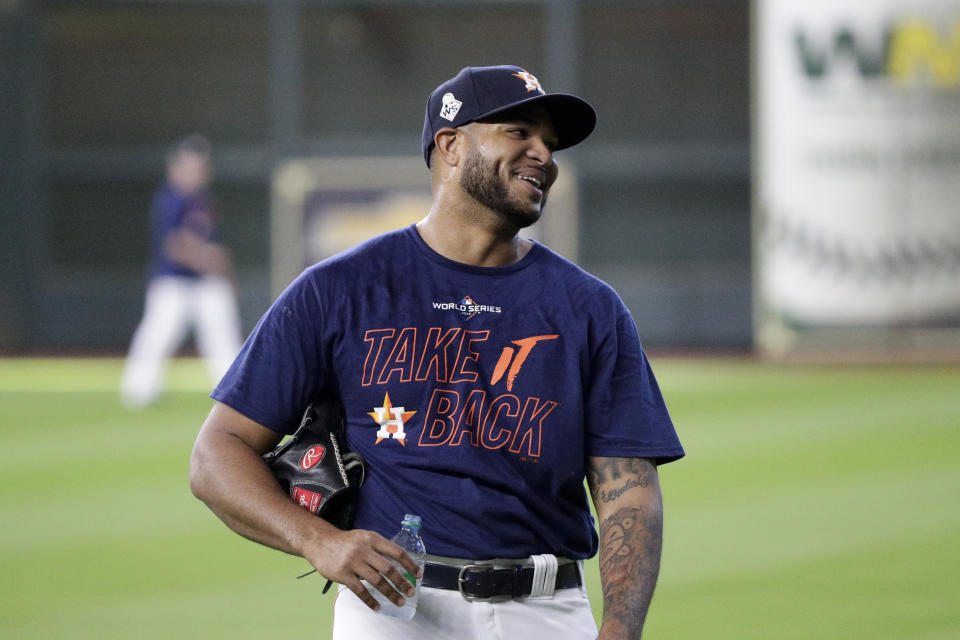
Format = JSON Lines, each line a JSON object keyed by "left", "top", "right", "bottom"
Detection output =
{"left": 518, "top": 175, "right": 542, "bottom": 188}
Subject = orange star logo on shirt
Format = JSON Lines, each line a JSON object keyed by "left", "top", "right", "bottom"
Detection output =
{"left": 369, "top": 392, "right": 417, "bottom": 445}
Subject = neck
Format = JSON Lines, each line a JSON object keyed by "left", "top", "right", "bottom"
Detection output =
{"left": 417, "top": 200, "right": 532, "bottom": 268}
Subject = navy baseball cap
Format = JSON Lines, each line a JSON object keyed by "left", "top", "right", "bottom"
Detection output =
{"left": 421, "top": 65, "right": 597, "bottom": 166}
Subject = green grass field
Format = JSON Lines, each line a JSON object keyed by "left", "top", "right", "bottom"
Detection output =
{"left": 1, "top": 357, "right": 958, "bottom": 639}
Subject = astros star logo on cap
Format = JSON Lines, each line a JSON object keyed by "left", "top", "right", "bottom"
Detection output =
{"left": 512, "top": 70, "right": 545, "bottom": 94}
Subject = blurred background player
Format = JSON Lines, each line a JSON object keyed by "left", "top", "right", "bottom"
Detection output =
{"left": 120, "top": 134, "right": 243, "bottom": 408}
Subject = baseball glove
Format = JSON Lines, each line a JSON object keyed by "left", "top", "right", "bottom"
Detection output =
{"left": 262, "top": 395, "right": 365, "bottom": 590}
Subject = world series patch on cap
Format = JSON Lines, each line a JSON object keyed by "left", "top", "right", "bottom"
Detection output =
{"left": 421, "top": 65, "right": 597, "bottom": 166}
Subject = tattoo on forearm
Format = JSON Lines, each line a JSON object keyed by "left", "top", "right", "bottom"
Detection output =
{"left": 588, "top": 457, "right": 624, "bottom": 486}
{"left": 598, "top": 504, "right": 663, "bottom": 634}
{"left": 589, "top": 458, "right": 657, "bottom": 503}
{"left": 587, "top": 458, "right": 663, "bottom": 632}
{"left": 597, "top": 474, "right": 651, "bottom": 503}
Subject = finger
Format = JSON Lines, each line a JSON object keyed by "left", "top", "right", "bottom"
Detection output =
{"left": 375, "top": 542, "right": 423, "bottom": 581}
{"left": 345, "top": 578, "right": 382, "bottom": 611}
{"left": 360, "top": 567, "right": 406, "bottom": 607}
{"left": 368, "top": 555, "right": 417, "bottom": 599}
{"left": 354, "top": 554, "right": 405, "bottom": 601}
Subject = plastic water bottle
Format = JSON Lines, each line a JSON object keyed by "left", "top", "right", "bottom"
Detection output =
{"left": 365, "top": 514, "right": 426, "bottom": 620}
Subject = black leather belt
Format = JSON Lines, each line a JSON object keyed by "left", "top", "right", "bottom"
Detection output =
{"left": 422, "top": 561, "right": 581, "bottom": 601}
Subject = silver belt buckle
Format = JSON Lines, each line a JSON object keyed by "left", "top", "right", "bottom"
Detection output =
{"left": 457, "top": 564, "right": 495, "bottom": 602}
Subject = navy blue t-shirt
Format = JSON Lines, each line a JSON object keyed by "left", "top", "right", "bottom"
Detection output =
{"left": 213, "top": 225, "right": 684, "bottom": 560}
{"left": 148, "top": 183, "right": 218, "bottom": 279}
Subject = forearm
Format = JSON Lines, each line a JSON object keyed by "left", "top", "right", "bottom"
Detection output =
{"left": 588, "top": 457, "right": 664, "bottom": 639}
{"left": 189, "top": 403, "right": 334, "bottom": 558}
{"left": 190, "top": 431, "right": 325, "bottom": 556}
{"left": 190, "top": 402, "right": 422, "bottom": 611}
{"left": 165, "top": 230, "right": 231, "bottom": 275}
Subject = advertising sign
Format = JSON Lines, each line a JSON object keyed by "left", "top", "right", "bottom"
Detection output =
{"left": 755, "top": 0, "right": 960, "bottom": 351}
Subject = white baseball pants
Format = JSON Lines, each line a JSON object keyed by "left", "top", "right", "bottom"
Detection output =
{"left": 332, "top": 577, "right": 598, "bottom": 640}
{"left": 120, "top": 275, "right": 242, "bottom": 407}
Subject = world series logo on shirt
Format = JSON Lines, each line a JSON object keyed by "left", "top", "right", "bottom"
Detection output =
{"left": 432, "top": 295, "right": 502, "bottom": 321}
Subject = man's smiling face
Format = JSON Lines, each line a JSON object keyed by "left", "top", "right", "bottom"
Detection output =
{"left": 458, "top": 104, "right": 560, "bottom": 229}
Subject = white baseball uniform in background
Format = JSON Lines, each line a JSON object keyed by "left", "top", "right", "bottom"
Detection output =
{"left": 121, "top": 274, "right": 241, "bottom": 407}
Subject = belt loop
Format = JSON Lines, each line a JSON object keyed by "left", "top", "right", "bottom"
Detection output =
{"left": 528, "top": 554, "right": 558, "bottom": 599}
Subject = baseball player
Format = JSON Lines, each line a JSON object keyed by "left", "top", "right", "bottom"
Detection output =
{"left": 120, "top": 135, "right": 243, "bottom": 407}
{"left": 190, "top": 65, "right": 684, "bottom": 639}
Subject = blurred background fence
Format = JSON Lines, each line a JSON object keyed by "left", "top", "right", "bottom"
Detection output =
{"left": 0, "top": 0, "right": 752, "bottom": 354}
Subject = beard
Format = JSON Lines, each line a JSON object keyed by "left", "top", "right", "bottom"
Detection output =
{"left": 459, "top": 149, "right": 544, "bottom": 229}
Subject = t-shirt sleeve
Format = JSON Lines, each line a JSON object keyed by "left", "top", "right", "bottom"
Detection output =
{"left": 211, "top": 269, "right": 330, "bottom": 434}
{"left": 583, "top": 300, "right": 685, "bottom": 465}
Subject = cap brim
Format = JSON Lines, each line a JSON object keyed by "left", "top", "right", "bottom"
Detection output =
{"left": 476, "top": 93, "right": 597, "bottom": 151}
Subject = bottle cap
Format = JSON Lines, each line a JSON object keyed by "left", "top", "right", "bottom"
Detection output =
{"left": 402, "top": 514, "right": 422, "bottom": 529}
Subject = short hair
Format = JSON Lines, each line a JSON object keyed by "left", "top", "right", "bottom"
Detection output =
{"left": 167, "top": 134, "right": 212, "bottom": 163}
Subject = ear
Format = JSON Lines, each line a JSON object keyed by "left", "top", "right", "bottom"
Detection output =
{"left": 433, "top": 127, "right": 462, "bottom": 167}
